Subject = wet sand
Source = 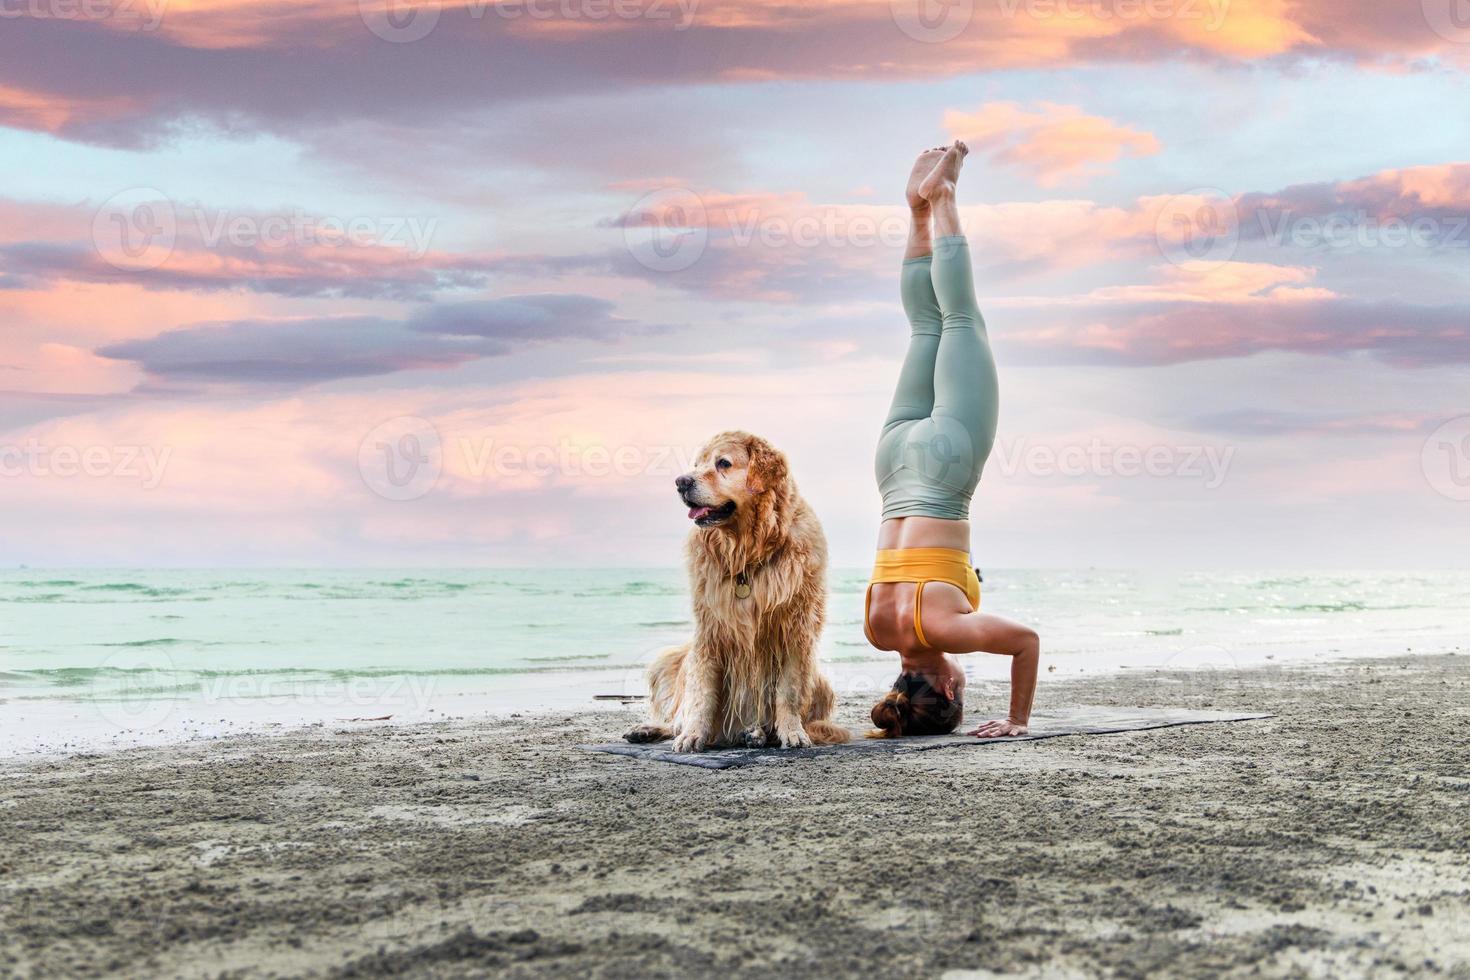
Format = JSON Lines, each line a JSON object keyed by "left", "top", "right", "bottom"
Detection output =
{"left": 3, "top": 654, "right": 1467, "bottom": 978}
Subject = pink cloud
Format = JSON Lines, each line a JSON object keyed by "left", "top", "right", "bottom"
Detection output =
{"left": 1001, "top": 288, "right": 1470, "bottom": 366}
{"left": 1072, "top": 261, "right": 1332, "bottom": 304}
{"left": 0, "top": 196, "right": 500, "bottom": 300}
{"left": 0, "top": 0, "right": 1458, "bottom": 148}
{"left": 0, "top": 84, "right": 140, "bottom": 135}
{"left": 945, "top": 103, "right": 1161, "bottom": 186}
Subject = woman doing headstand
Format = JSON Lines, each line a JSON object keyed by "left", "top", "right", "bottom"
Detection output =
{"left": 865, "top": 142, "right": 1041, "bottom": 740}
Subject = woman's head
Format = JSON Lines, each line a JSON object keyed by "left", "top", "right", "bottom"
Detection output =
{"left": 867, "top": 669, "right": 964, "bottom": 738}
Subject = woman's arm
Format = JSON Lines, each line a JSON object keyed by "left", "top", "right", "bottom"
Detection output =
{"left": 917, "top": 599, "right": 1040, "bottom": 737}
{"left": 968, "top": 628, "right": 1038, "bottom": 737}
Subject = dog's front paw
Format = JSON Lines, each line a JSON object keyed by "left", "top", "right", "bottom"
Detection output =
{"left": 672, "top": 729, "right": 710, "bottom": 753}
{"left": 777, "top": 724, "right": 813, "bottom": 749}
{"left": 624, "top": 724, "right": 671, "bottom": 744}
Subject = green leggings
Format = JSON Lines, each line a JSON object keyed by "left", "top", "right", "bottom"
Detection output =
{"left": 874, "top": 235, "right": 998, "bottom": 521}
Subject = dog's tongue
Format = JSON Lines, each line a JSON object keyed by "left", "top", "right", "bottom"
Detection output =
{"left": 688, "top": 505, "right": 713, "bottom": 521}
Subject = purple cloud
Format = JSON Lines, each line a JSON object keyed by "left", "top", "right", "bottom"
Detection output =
{"left": 95, "top": 294, "right": 661, "bottom": 385}
{"left": 1000, "top": 297, "right": 1470, "bottom": 367}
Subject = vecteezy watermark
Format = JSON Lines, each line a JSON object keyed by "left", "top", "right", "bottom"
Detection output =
{"left": 197, "top": 673, "right": 436, "bottom": 711}
{"left": 722, "top": 210, "right": 915, "bottom": 250}
{"left": 359, "top": 416, "right": 444, "bottom": 501}
{"left": 1154, "top": 187, "right": 1239, "bottom": 268}
{"left": 189, "top": 208, "right": 438, "bottom": 257}
{"left": 619, "top": 187, "right": 980, "bottom": 271}
{"left": 1254, "top": 209, "right": 1470, "bottom": 251}
{"left": 0, "top": 0, "right": 168, "bottom": 29}
{"left": 493, "top": 0, "right": 699, "bottom": 27}
{"left": 997, "top": 0, "right": 1230, "bottom": 29}
{"left": 1422, "top": 0, "right": 1470, "bottom": 43}
{"left": 890, "top": 0, "right": 973, "bottom": 42}
{"left": 1152, "top": 643, "right": 1264, "bottom": 698}
{"left": 1422, "top": 415, "right": 1470, "bottom": 501}
{"left": 358, "top": 428, "right": 709, "bottom": 501}
{"left": 92, "top": 187, "right": 177, "bottom": 272}
{"left": 358, "top": 0, "right": 698, "bottom": 42}
{"left": 92, "top": 189, "right": 439, "bottom": 272}
{"left": 990, "top": 436, "right": 1235, "bottom": 488}
{"left": 359, "top": 0, "right": 441, "bottom": 42}
{"left": 0, "top": 440, "right": 171, "bottom": 488}
{"left": 459, "top": 438, "right": 694, "bottom": 480}
{"left": 622, "top": 187, "right": 709, "bottom": 273}
{"left": 91, "top": 646, "right": 436, "bottom": 732}
{"left": 91, "top": 649, "right": 180, "bottom": 731}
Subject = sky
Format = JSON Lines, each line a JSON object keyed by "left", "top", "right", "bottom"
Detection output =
{"left": 1, "top": 0, "right": 1469, "bottom": 568}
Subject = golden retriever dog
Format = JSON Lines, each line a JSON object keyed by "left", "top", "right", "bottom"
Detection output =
{"left": 625, "top": 431, "right": 850, "bottom": 752}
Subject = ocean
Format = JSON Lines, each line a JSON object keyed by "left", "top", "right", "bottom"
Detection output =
{"left": 3, "top": 569, "right": 1467, "bottom": 757}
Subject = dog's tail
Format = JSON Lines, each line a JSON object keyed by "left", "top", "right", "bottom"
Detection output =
{"left": 805, "top": 719, "right": 851, "bottom": 745}
{"left": 644, "top": 641, "right": 690, "bottom": 724}
{"left": 803, "top": 675, "right": 850, "bottom": 744}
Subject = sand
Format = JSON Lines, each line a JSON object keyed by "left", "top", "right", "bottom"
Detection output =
{"left": 3, "top": 654, "right": 1467, "bottom": 979}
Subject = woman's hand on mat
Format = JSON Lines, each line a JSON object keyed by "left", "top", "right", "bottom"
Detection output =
{"left": 969, "top": 719, "right": 1027, "bottom": 738}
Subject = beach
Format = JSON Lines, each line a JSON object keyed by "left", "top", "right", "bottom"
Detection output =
{"left": 4, "top": 653, "right": 1467, "bottom": 979}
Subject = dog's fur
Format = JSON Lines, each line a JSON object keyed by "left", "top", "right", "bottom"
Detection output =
{"left": 625, "top": 431, "right": 850, "bottom": 752}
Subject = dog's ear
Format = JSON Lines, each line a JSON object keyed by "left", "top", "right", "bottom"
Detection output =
{"left": 744, "top": 437, "right": 788, "bottom": 496}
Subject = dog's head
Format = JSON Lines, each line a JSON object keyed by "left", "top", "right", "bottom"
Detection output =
{"left": 675, "top": 431, "right": 789, "bottom": 531}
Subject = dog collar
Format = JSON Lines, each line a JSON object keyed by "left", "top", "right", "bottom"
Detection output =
{"left": 733, "top": 549, "right": 778, "bottom": 599}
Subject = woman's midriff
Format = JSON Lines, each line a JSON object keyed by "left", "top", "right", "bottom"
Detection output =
{"left": 868, "top": 517, "right": 975, "bottom": 652}
{"left": 875, "top": 515, "right": 971, "bottom": 551}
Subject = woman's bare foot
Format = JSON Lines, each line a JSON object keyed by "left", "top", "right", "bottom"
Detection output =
{"left": 918, "top": 141, "right": 968, "bottom": 204}
{"left": 906, "top": 147, "right": 948, "bottom": 210}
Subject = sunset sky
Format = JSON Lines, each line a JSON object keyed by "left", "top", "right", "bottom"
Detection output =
{"left": 2, "top": 0, "right": 1469, "bottom": 567}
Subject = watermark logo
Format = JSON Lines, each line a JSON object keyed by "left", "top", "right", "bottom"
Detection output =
{"left": 995, "top": 0, "right": 1230, "bottom": 31}
{"left": 622, "top": 187, "right": 708, "bottom": 273}
{"left": 891, "top": 0, "right": 973, "bottom": 42}
{"left": 1423, "top": 0, "right": 1470, "bottom": 43}
{"left": 1422, "top": 415, "right": 1470, "bottom": 501}
{"left": 92, "top": 188, "right": 177, "bottom": 272}
{"left": 189, "top": 208, "right": 438, "bottom": 259}
{"left": 92, "top": 191, "right": 439, "bottom": 268}
{"left": 899, "top": 417, "right": 977, "bottom": 495}
{"left": 1255, "top": 209, "right": 1470, "bottom": 251}
{"left": 359, "top": 0, "right": 442, "bottom": 41}
{"left": 1155, "top": 187, "right": 1238, "bottom": 268}
{"left": 198, "top": 673, "right": 437, "bottom": 711}
{"left": 458, "top": 437, "right": 688, "bottom": 480}
{"left": 993, "top": 436, "right": 1235, "bottom": 488}
{"left": 91, "top": 648, "right": 179, "bottom": 731}
{"left": 0, "top": 0, "right": 169, "bottom": 29}
{"left": 0, "top": 440, "right": 171, "bottom": 488}
{"left": 495, "top": 0, "right": 700, "bottom": 28}
{"left": 359, "top": 416, "right": 443, "bottom": 501}
{"left": 359, "top": 0, "right": 698, "bottom": 42}
{"left": 1158, "top": 643, "right": 1238, "bottom": 671}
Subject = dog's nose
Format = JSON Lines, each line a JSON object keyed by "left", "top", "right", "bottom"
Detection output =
{"left": 674, "top": 475, "right": 694, "bottom": 493}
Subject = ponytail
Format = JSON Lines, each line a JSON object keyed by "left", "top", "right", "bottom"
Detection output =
{"left": 866, "top": 690, "right": 910, "bottom": 739}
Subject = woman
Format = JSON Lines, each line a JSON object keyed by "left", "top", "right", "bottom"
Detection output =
{"left": 864, "top": 142, "right": 1041, "bottom": 740}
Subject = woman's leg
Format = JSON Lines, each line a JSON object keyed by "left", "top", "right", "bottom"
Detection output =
{"left": 920, "top": 142, "right": 999, "bottom": 486}
{"left": 880, "top": 152, "right": 949, "bottom": 434}
{"left": 914, "top": 144, "right": 1037, "bottom": 734}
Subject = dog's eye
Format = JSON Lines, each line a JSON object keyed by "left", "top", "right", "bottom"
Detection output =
{"left": 716, "top": 458, "right": 732, "bottom": 471}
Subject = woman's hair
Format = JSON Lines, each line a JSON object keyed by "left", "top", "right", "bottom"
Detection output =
{"left": 866, "top": 672, "right": 964, "bottom": 739}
